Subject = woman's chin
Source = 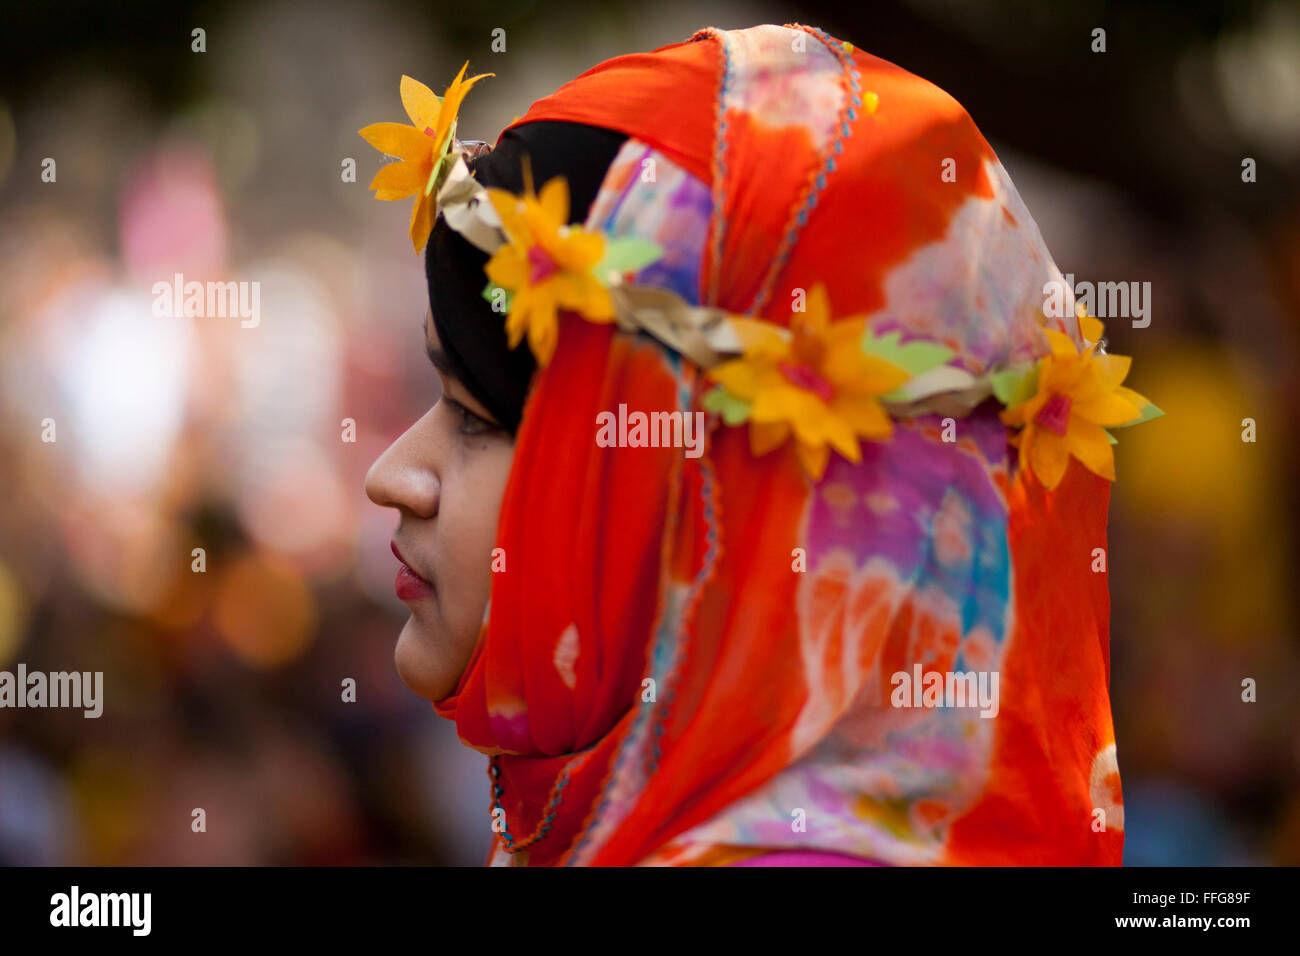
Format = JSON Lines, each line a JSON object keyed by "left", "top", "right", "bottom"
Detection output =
{"left": 394, "top": 616, "right": 455, "bottom": 702}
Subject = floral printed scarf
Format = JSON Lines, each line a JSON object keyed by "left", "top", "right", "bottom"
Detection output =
{"left": 432, "top": 23, "right": 1124, "bottom": 867}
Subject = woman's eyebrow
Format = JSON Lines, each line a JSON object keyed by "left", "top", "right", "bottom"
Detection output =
{"left": 422, "top": 315, "right": 501, "bottom": 426}
{"left": 421, "top": 313, "right": 455, "bottom": 377}
{"left": 424, "top": 329, "right": 458, "bottom": 378}
{"left": 426, "top": 343, "right": 455, "bottom": 376}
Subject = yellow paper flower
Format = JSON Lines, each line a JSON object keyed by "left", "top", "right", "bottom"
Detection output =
{"left": 1000, "top": 311, "right": 1154, "bottom": 489}
{"left": 483, "top": 173, "right": 613, "bottom": 366}
{"left": 359, "top": 63, "right": 493, "bottom": 253}
{"left": 706, "top": 284, "right": 910, "bottom": 480}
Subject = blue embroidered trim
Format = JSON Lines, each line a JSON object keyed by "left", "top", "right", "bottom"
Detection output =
{"left": 490, "top": 754, "right": 571, "bottom": 853}
{"left": 648, "top": 443, "right": 722, "bottom": 773}
{"left": 747, "top": 25, "right": 865, "bottom": 316}
{"left": 705, "top": 29, "right": 736, "bottom": 307}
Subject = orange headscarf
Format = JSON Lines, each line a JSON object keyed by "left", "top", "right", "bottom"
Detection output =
{"left": 433, "top": 24, "right": 1123, "bottom": 866}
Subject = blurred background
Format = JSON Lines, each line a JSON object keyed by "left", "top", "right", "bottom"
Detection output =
{"left": 0, "top": 0, "right": 1296, "bottom": 865}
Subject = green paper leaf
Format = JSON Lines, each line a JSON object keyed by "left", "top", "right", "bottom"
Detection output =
{"left": 861, "top": 328, "right": 955, "bottom": 377}
{"left": 424, "top": 119, "right": 458, "bottom": 196}
{"left": 1105, "top": 429, "right": 1118, "bottom": 445}
{"left": 595, "top": 237, "right": 663, "bottom": 283}
{"left": 1110, "top": 400, "right": 1164, "bottom": 429}
{"left": 482, "top": 281, "right": 513, "bottom": 314}
{"left": 990, "top": 364, "right": 1039, "bottom": 407}
{"left": 703, "top": 385, "right": 751, "bottom": 425}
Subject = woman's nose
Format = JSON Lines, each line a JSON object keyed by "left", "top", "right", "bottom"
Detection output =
{"left": 365, "top": 418, "right": 440, "bottom": 519}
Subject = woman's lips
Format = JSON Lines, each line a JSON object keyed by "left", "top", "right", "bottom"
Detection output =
{"left": 391, "top": 541, "right": 434, "bottom": 602}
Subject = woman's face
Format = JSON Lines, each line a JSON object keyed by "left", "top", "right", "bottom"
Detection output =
{"left": 365, "top": 312, "right": 515, "bottom": 702}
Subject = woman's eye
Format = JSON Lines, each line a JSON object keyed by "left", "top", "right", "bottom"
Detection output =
{"left": 445, "top": 399, "right": 493, "bottom": 437}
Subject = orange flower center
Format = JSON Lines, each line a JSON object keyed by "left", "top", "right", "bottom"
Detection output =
{"left": 1034, "top": 392, "right": 1072, "bottom": 435}
{"left": 527, "top": 244, "right": 558, "bottom": 285}
{"left": 778, "top": 360, "right": 834, "bottom": 402}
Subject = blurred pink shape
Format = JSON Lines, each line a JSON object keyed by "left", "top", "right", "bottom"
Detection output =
{"left": 119, "top": 145, "right": 228, "bottom": 283}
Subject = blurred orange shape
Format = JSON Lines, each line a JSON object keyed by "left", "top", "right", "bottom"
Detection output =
{"left": 214, "top": 551, "right": 316, "bottom": 668}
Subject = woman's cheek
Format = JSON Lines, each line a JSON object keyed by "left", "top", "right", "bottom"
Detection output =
{"left": 443, "top": 439, "right": 515, "bottom": 638}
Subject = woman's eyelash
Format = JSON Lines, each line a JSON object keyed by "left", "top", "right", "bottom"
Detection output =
{"left": 441, "top": 396, "right": 494, "bottom": 436}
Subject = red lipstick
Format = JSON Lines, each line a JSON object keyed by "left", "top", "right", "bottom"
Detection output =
{"left": 391, "top": 541, "right": 434, "bottom": 602}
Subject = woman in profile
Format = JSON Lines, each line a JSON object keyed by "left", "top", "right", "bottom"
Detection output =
{"left": 363, "top": 23, "right": 1153, "bottom": 866}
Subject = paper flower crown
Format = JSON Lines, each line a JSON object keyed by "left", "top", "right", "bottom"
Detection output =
{"left": 361, "top": 67, "right": 1162, "bottom": 484}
